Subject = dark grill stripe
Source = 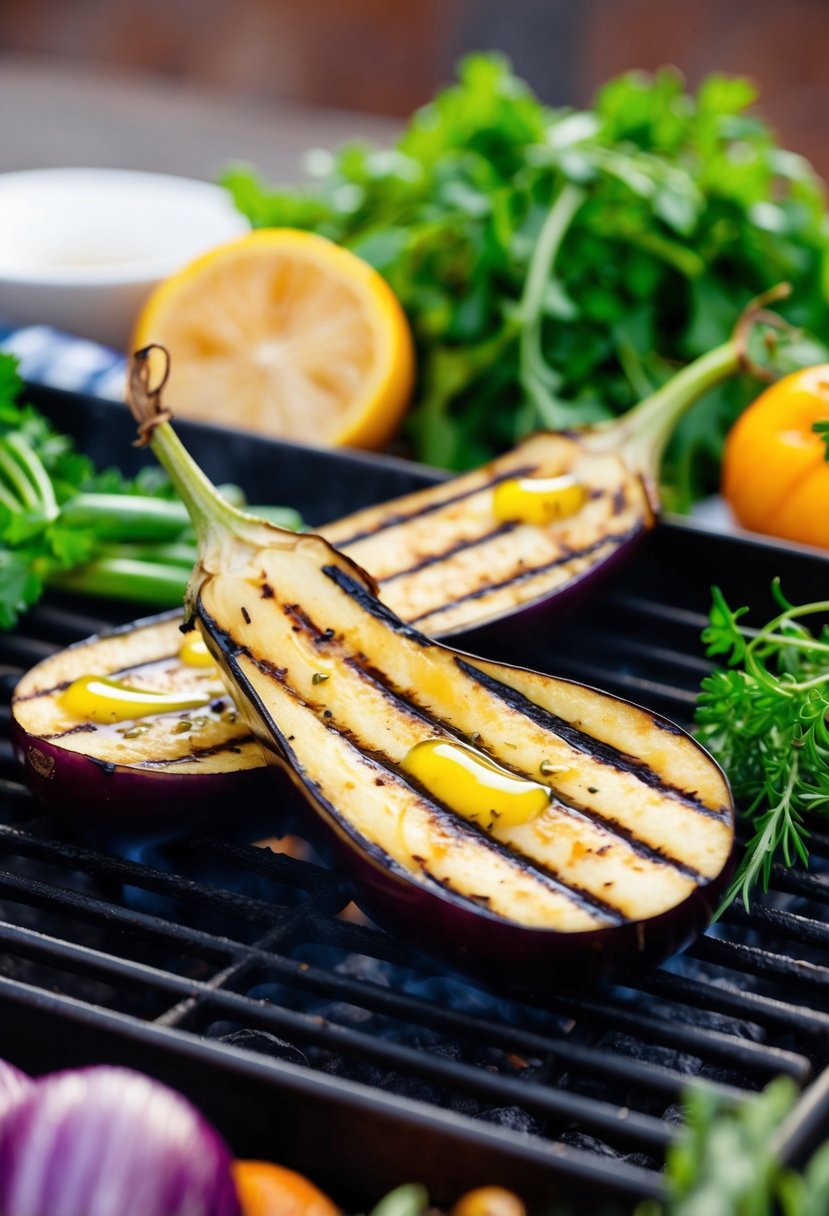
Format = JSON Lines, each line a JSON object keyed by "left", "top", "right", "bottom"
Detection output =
{"left": 223, "top": 606, "right": 701, "bottom": 916}
{"left": 231, "top": 586, "right": 712, "bottom": 882}
{"left": 13, "top": 649, "right": 184, "bottom": 704}
{"left": 227, "top": 639, "right": 624, "bottom": 924}
{"left": 377, "top": 523, "right": 517, "bottom": 585}
{"left": 342, "top": 655, "right": 707, "bottom": 882}
{"left": 322, "top": 565, "right": 434, "bottom": 647}
{"left": 550, "top": 799, "right": 706, "bottom": 882}
{"left": 329, "top": 464, "right": 538, "bottom": 547}
{"left": 405, "top": 525, "right": 643, "bottom": 624}
{"left": 456, "top": 659, "right": 729, "bottom": 821}
{"left": 136, "top": 734, "right": 258, "bottom": 767}
{"left": 41, "top": 723, "right": 97, "bottom": 740}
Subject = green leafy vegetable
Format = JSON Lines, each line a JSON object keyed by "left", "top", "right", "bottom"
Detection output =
{"left": 0, "top": 355, "right": 302, "bottom": 629}
{"left": 694, "top": 581, "right": 829, "bottom": 910}
{"left": 223, "top": 55, "right": 829, "bottom": 503}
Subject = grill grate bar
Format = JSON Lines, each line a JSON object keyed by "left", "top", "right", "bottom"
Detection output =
{"left": 770, "top": 865, "right": 829, "bottom": 905}
{"left": 4, "top": 396, "right": 829, "bottom": 1201}
{"left": 0, "top": 920, "right": 676, "bottom": 1151}
{"left": 549, "top": 993, "right": 812, "bottom": 1081}
{"left": 0, "top": 824, "right": 329, "bottom": 918}
{"left": 0, "top": 856, "right": 755, "bottom": 1104}
{"left": 0, "top": 969, "right": 671, "bottom": 1204}
{"left": 688, "top": 936, "right": 829, "bottom": 997}
{"left": 635, "top": 970, "right": 829, "bottom": 1040}
{"left": 0, "top": 636, "right": 57, "bottom": 665}
{"left": 605, "top": 594, "right": 710, "bottom": 633}
{"left": 532, "top": 660, "right": 699, "bottom": 709}
{"left": 566, "top": 629, "right": 711, "bottom": 678}
{"left": 726, "top": 902, "right": 829, "bottom": 950}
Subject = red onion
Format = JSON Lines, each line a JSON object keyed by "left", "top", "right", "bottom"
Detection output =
{"left": 0, "top": 1059, "right": 33, "bottom": 1123}
{"left": 0, "top": 1065, "right": 241, "bottom": 1216}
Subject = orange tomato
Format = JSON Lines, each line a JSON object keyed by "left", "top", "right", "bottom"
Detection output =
{"left": 451, "top": 1186, "right": 527, "bottom": 1216}
{"left": 722, "top": 365, "right": 829, "bottom": 548}
{"left": 233, "top": 1161, "right": 340, "bottom": 1216}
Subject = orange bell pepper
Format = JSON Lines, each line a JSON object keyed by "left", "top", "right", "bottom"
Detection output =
{"left": 722, "top": 365, "right": 829, "bottom": 548}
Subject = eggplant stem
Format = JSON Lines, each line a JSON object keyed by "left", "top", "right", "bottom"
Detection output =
{"left": 597, "top": 283, "right": 794, "bottom": 487}
{"left": 126, "top": 345, "right": 298, "bottom": 619}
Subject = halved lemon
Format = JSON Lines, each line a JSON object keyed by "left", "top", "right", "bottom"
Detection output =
{"left": 132, "top": 228, "right": 415, "bottom": 449}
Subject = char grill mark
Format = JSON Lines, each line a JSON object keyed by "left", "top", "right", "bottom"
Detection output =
{"left": 405, "top": 526, "right": 643, "bottom": 625}
{"left": 328, "top": 464, "right": 538, "bottom": 547}
{"left": 376, "top": 523, "right": 518, "bottom": 585}
{"left": 321, "top": 566, "right": 434, "bottom": 647}
{"left": 12, "top": 649, "right": 185, "bottom": 704}
{"left": 209, "top": 596, "right": 701, "bottom": 917}
{"left": 135, "top": 734, "right": 258, "bottom": 767}
{"left": 456, "top": 659, "right": 727, "bottom": 820}
{"left": 243, "top": 588, "right": 715, "bottom": 881}
{"left": 228, "top": 643, "right": 625, "bottom": 926}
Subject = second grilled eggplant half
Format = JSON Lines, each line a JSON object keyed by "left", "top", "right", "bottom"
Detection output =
{"left": 125, "top": 350, "right": 734, "bottom": 984}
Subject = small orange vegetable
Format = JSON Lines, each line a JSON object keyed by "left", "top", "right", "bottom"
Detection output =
{"left": 233, "top": 1161, "right": 340, "bottom": 1216}
{"left": 451, "top": 1186, "right": 527, "bottom": 1216}
{"left": 722, "top": 365, "right": 829, "bottom": 548}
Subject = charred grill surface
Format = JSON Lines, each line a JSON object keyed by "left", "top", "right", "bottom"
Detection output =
{"left": 4, "top": 390, "right": 829, "bottom": 1208}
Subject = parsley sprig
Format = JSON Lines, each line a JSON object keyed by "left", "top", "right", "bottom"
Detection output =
{"left": 694, "top": 582, "right": 829, "bottom": 910}
{"left": 0, "top": 356, "right": 301, "bottom": 629}
{"left": 225, "top": 55, "right": 829, "bottom": 504}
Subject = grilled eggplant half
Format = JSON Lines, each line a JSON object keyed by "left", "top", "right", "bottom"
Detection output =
{"left": 11, "top": 612, "right": 266, "bottom": 824}
{"left": 108, "top": 349, "right": 735, "bottom": 984}
{"left": 12, "top": 325, "right": 763, "bottom": 821}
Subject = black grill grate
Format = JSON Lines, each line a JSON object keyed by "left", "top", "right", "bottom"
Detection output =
{"left": 2, "top": 386, "right": 829, "bottom": 1209}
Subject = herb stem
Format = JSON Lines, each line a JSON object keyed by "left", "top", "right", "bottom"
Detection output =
{"left": 0, "top": 438, "right": 40, "bottom": 512}
{"left": 60, "top": 493, "right": 193, "bottom": 540}
{"left": 47, "top": 557, "right": 189, "bottom": 607}
{"left": 518, "top": 182, "right": 587, "bottom": 428}
{"left": 5, "top": 433, "right": 58, "bottom": 519}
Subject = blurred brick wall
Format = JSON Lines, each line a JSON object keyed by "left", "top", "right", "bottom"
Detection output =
{"left": 1, "top": 0, "right": 827, "bottom": 175}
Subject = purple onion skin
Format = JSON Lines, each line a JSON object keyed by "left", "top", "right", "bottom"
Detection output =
{"left": 0, "top": 1059, "right": 33, "bottom": 1126}
{"left": 9, "top": 716, "right": 270, "bottom": 828}
{"left": 0, "top": 1066, "right": 241, "bottom": 1216}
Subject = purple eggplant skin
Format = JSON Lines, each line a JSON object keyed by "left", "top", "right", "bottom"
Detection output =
{"left": 444, "top": 526, "right": 650, "bottom": 656}
{"left": 209, "top": 609, "right": 734, "bottom": 990}
{"left": 9, "top": 722, "right": 270, "bottom": 829}
{"left": 10, "top": 609, "right": 272, "bottom": 828}
{"left": 329, "top": 815, "right": 735, "bottom": 990}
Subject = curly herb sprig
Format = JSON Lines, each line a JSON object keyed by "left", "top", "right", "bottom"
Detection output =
{"left": 694, "top": 581, "right": 829, "bottom": 911}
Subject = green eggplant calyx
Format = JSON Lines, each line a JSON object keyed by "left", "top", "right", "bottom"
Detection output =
{"left": 585, "top": 283, "right": 793, "bottom": 498}
{"left": 126, "top": 346, "right": 303, "bottom": 621}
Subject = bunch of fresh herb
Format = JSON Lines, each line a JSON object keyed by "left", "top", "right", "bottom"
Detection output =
{"left": 694, "top": 581, "right": 829, "bottom": 910}
{"left": 0, "top": 356, "right": 301, "bottom": 629}
{"left": 224, "top": 54, "right": 828, "bottom": 504}
{"left": 651, "top": 1078, "right": 829, "bottom": 1216}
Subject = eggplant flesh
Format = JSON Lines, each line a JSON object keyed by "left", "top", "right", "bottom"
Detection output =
{"left": 323, "top": 431, "right": 652, "bottom": 642}
{"left": 24, "top": 432, "right": 649, "bottom": 805}
{"left": 10, "top": 612, "right": 266, "bottom": 824}
{"left": 197, "top": 530, "right": 734, "bottom": 982}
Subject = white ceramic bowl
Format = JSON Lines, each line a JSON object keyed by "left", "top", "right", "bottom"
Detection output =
{"left": 0, "top": 168, "right": 250, "bottom": 350}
